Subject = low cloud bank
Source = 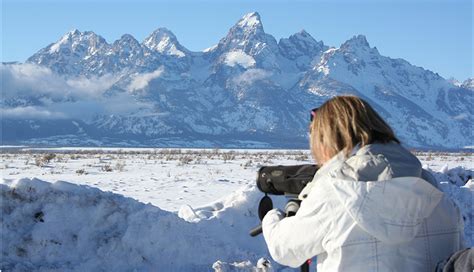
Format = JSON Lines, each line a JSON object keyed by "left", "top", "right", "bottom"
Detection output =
{"left": 1, "top": 63, "right": 117, "bottom": 100}
{"left": 1, "top": 63, "right": 154, "bottom": 120}
{"left": 233, "top": 69, "right": 272, "bottom": 86}
{"left": 127, "top": 68, "right": 164, "bottom": 92}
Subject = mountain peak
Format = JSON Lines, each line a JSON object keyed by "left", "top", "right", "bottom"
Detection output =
{"left": 341, "top": 35, "right": 370, "bottom": 49}
{"left": 144, "top": 28, "right": 178, "bottom": 46}
{"left": 297, "top": 29, "right": 310, "bottom": 36}
{"left": 278, "top": 29, "right": 326, "bottom": 62}
{"left": 289, "top": 29, "right": 317, "bottom": 42}
{"left": 63, "top": 29, "right": 101, "bottom": 40}
{"left": 217, "top": 11, "right": 268, "bottom": 50}
{"left": 68, "top": 29, "right": 81, "bottom": 36}
{"left": 47, "top": 29, "right": 107, "bottom": 54}
{"left": 236, "top": 12, "right": 263, "bottom": 29}
{"left": 114, "top": 34, "right": 141, "bottom": 48}
{"left": 57, "top": 29, "right": 82, "bottom": 42}
{"left": 148, "top": 28, "right": 176, "bottom": 39}
{"left": 120, "top": 34, "right": 137, "bottom": 41}
{"left": 461, "top": 78, "right": 474, "bottom": 90}
{"left": 339, "top": 34, "right": 379, "bottom": 56}
{"left": 143, "top": 28, "right": 187, "bottom": 57}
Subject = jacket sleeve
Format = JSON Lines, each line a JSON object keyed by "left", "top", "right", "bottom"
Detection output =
{"left": 262, "top": 204, "right": 329, "bottom": 268}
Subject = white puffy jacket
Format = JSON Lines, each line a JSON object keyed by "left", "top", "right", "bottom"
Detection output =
{"left": 262, "top": 142, "right": 465, "bottom": 271}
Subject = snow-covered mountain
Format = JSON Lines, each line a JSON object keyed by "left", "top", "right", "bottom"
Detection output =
{"left": 461, "top": 78, "right": 474, "bottom": 90}
{"left": 2, "top": 12, "right": 472, "bottom": 149}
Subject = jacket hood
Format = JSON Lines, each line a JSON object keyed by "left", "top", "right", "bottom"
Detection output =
{"left": 328, "top": 176, "right": 443, "bottom": 244}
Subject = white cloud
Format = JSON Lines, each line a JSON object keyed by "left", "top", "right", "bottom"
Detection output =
{"left": 2, "top": 106, "right": 67, "bottom": 119}
{"left": 1, "top": 63, "right": 152, "bottom": 120}
{"left": 20, "top": 95, "right": 153, "bottom": 121}
{"left": 52, "top": 100, "right": 106, "bottom": 120}
{"left": 453, "top": 113, "right": 469, "bottom": 120}
{"left": 224, "top": 51, "right": 256, "bottom": 68}
{"left": 2, "top": 63, "right": 67, "bottom": 98}
{"left": 103, "top": 93, "right": 154, "bottom": 116}
{"left": 128, "top": 68, "right": 164, "bottom": 92}
{"left": 233, "top": 69, "right": 271, "bottom": 85}
{"left": 66, "top": 74, "right": 118, "bottom": 97}
{"left": 1, "top": 63, "right": 119, "bottom": 100}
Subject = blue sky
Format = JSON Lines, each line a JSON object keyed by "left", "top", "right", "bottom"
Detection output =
{"left": 1, "top": 0, "right": 472, "bottom": 80}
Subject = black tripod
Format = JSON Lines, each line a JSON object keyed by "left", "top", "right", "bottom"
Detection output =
{"left": 250, "top": 195, "right": 311, "bottom": 272}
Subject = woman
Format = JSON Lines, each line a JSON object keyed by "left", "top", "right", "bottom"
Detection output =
{"left": 262, "top": 96, "right": 465, "bottom": 271}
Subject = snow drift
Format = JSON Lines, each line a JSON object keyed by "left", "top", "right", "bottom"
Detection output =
{"left": 1, "top": 167, "right": 472, "bottom": 271}
{"left": 1, "top": 179, "right": 275, "bottom": 271}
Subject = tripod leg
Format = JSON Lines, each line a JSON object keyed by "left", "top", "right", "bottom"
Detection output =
{"left": 300, "top": 261, "right": 309, "bottom": 272}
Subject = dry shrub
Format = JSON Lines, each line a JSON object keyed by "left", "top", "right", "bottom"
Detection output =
{"left": 34, "top": 153, "right": 56, "bottom": 167}
{"left": 101, "top": 164, "right": 113, "bottom": 172}
{"left": 179, "top": 155, "right": 193, "bottom": 165}
{"left": 222, "top": 152, "right": 236, "bottom": 163}
{"left": 115, "top": 161, "right": 126, "bottom": 172}
{"left": 76, "top": 169, "right": 87, "bottom": 176}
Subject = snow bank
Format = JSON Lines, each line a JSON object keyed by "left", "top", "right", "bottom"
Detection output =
{"left": 1, "top": 166, "right": 472, "bottom": 271}
{"left": 1, "top": 178, "right": 274, "bottom": 271}
{"left": 430, "top": 166, "right": 474, "bottom": 246}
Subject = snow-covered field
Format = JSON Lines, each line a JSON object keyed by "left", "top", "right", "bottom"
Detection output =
{"left": 1, "top": 147, "right": 473, "bottom": 271}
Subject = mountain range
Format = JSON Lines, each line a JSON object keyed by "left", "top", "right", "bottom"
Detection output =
{"left": 2, "top": 12, "right": 473, "bottom": 149}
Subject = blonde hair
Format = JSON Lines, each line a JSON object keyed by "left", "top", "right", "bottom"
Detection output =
{"left": 310, "top": 95, "right": 399, "bottom": 162}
